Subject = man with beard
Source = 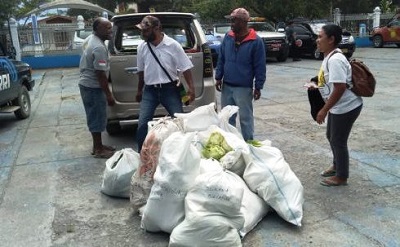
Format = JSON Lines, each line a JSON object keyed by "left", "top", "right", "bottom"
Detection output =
{"left": 135, "top": 15, "right": 195, "bottom": 152}
{"left": 78, "top": 17, "right": 115, "bottom": 159}
{"left": 215, "top": 8, "right": 266, "bottom": 142}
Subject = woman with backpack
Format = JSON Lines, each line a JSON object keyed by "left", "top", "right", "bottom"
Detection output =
{"left": 313, "top": 24, "right": 363, "bottom": 186}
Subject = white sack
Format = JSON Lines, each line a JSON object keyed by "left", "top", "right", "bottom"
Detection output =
{"left": 238, "top": 175, "right": 270, "bottom": 237}
{"left": 243, "top": 140, "right": 304, "bottom": 226}
{"left": 101, "top": 148, "right": 139, "bottom": 198}
{"left": 169, "top": 166, "right": 244, "bottom": 247}
{"left": 199, "top": 158, "right": 222, "bottom": 174}
{"left": 141, "top": 132, "right": 201, "bottom": 233}
{"left": 130, "top": 118, "right": 182, "bottom": 208}
{"left": 174, "top": 102, "right": 219, "bottom": 132}
{"left": 198, "top": 157, "right": 268, "bottom": 237}
{"left": 217, "top": 105, "right": 243, "bottom": 140}
{"left": 220, "top": 149, "right": 246, "bottom": 177}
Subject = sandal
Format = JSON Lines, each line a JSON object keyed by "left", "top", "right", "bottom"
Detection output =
{"left": 320, "top": 177, "right": 348, "bottom": 187}
{"left": 93, "top": 149, "right": 115, "bottom": 159}
{"left": 91, "top": 145, "right": 116, "bottom": 155}
{"left": 320, "top": 167, "right": 336, "bottom": 177}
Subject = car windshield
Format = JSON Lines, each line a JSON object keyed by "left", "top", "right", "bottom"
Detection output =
{"left": 215, "top": 25, "right": 231, "bottom": 34}
{"left": 248, "top": 22, "right": 276, "bottom": 32}
{"left": 113, "top": 18, "right": 195, "bottom": 54}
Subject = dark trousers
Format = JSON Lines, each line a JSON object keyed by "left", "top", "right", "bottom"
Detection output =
{"left": 326, "top": 104, "right": 362, "bottom": 179}
{"left": 136, "top": 83, "right": 183, "bottom": 153}
{"left": 290, "top": 41, "right": 300, "bottom": 59}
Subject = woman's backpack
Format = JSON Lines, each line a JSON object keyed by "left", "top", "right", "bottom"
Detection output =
{"left": 328, "top": 51, "right": 376, "bottom": 97}
{"left": 348, "top": 58, "right": 376, "bottom": 97}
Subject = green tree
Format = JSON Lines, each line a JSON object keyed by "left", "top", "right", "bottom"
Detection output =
{"left": 15, "top": 0, "right": 52, "bottom": 18}
{"left": 87, "top": 0, "right": 117, "bottom": 12}
{"left": 380, "top": 0, "right": 397, "bottom": 13}
{"left": 0, "top": 0, "right": 18, "bottom": 23}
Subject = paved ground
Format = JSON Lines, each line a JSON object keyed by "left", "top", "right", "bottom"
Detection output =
{"left": 0, "top": 47, "right": 399, "bottom": 247}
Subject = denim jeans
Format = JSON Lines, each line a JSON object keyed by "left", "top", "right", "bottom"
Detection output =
{"left": 327, "top": 104, "right": 362, "bottom": 179}
{"left": 136, "top": 84, "right": 183, "bottom": 152}
{"left": 79, "top": 85, "right": 106, "bottom": 133}
{"left": 221, "top": 84, "right": 254, "bottom": 141}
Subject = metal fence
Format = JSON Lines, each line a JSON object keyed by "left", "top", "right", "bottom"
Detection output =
{"left": 1, "top": 22, "right": 92, "bottom": 57}
{"left": 338, "top": 12, "right": 396, "bottom": 36}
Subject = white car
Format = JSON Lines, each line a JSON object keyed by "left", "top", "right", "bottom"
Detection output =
{"left": 309, "top": 21, "right": 356, "bottom": 58}
{"left": 73, "top": 29, "right": 93, "bottom": 50}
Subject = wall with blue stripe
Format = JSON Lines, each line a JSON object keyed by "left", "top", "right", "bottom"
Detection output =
{"left": 22, "top": 54, "right": 80, "bottom": 69}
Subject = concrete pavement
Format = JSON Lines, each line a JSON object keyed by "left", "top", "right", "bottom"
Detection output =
{"left": 0, "top": 47, "right": 399, "bottom": 247}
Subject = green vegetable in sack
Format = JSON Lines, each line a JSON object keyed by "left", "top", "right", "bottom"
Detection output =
{"left": 207, "top": 132, "right": 224, "bottom": 145}
{"left": 202, "top": 132, "right": 233, "bottom": 160}
{"left": 202, "top": 145, "right": 226, "bottom": 161}
{"left": 246, "top": 139, "right": 262, "bottom": 147}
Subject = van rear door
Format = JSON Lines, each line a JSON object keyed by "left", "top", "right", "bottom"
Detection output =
{"left": 109, "top": 15, "right": 205, "bottom": 104}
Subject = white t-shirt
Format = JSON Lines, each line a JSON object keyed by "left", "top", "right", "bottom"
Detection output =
{"left": 318, "top": 49, "right": 363, "bottom": 114}
{"left": 137, "top": 34, "right": 193, "bottom": 85}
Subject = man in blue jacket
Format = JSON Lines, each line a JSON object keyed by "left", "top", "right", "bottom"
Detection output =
{"left": 215, "top": 8, "right": 266, "bottom": 141}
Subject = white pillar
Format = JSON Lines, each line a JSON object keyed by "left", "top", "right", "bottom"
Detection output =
{"left": 373, "top": 6, "right": 381, "bottom": 28}
{"left": 77, "top": 15, "right": 85, "bottom": 30}
{"left": 334, "top": 8, "right": 341, "bottom": 25}
{"left": 8, "top": 18, "right": 21, "bottom": 61}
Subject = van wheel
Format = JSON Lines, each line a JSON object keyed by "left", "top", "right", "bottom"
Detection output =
{"left": 13, "top": 85, "right": 31, "bottom": 119}
{"left": 276, "top": 50, "right": 288, "bottom": 62}
{"left": 106, "top": 121, "right": 121, "bottom": 135}
{"left": 372, "top": 35, "right": 383, "bottom": 48}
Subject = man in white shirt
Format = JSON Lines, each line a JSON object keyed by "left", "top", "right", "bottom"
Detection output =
{"left": 135, "top": 15, "right": 195, "bottom": 152}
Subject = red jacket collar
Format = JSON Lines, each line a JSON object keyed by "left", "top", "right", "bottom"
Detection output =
{"left": 227, "top": 28, "right": 257, "bottom": 42}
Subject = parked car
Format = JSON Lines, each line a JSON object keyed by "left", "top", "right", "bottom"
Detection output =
{"left": 204, "top": 33, "right": 221, "bottom": 66}
{"left": 213, "top": 20, "right": 290, "bottom": 62}
{"left": 106, "top": 12, "right": 216, "bottom": 135}
{"left": 212, "top": 23, "right": 231, "bottom": 42}
{"left": 0, "top": 42, "right": 35, "bottom": 119}
{"left": 309, "top": 21, "right": 356, "bottom": 58}
{"left": 370, "top": 18, "right": 400, "bottom": 48}
{"left": 73, "top": 29, "right": 93, "bottom": 50}
{"left": 248, "top": 21, "right": 290, "bottom": 62}
{"left": 291, "top": 22, "right": 321, "bottom": 59}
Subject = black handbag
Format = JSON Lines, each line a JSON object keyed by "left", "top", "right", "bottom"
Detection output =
{"left": 307, "top": 76, "right": 325, "bottom": 121}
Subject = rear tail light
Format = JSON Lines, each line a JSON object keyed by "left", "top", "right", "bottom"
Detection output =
{"left": 201, "top": 43, "right": 213, "bottom": 78}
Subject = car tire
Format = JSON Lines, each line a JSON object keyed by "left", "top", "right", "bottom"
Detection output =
{"left": 276, "top": 49, "right": 289, "bottom": 62}
{"left": 372, "top": 35, "right": 383, "bottom": 48}
{"left": 13, "top": 85, "right": 31, "bottom": 119}
{"left": 106, "top": 121, "right": 122, "bottom": 135}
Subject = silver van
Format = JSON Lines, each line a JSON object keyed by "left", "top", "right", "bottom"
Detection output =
{"left": 107, "top": 12, "right": 216, "bottom": 134}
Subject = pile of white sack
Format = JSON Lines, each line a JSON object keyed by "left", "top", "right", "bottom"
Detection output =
{"left": 100, "top": 103, "right": 304, "bottom": 247}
